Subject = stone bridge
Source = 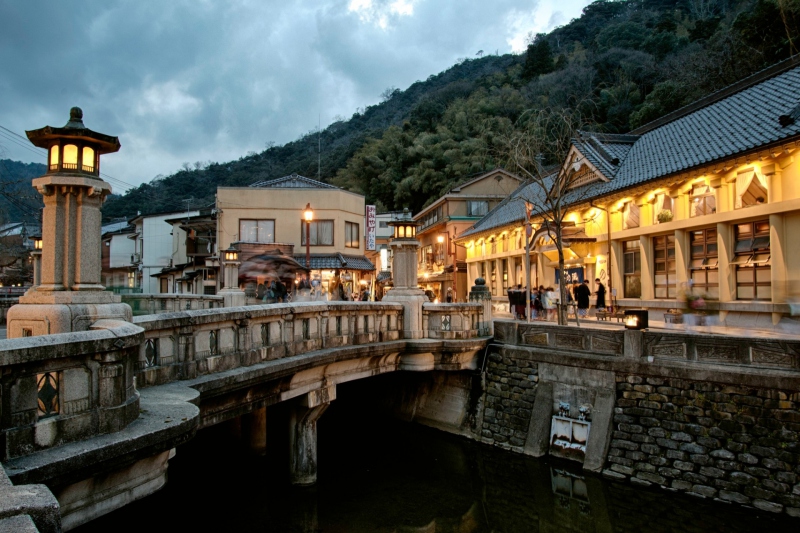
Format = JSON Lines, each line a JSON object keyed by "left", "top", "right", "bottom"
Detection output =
{"left": 0, "top": 300, "right": 489, "bottom": 531}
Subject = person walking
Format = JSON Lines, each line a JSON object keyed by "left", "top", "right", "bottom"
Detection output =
{"left": 576, "top": 280, "right": 591, "bottom": 318}
{"left": 594, "top": 278, "right": 606, "bottom": 312}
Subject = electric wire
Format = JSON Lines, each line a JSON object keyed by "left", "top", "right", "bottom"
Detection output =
{"left": 0, "top": 123, "right": 201, "bottom": 214}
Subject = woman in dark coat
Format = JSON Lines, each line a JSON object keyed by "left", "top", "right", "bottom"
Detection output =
{"left": 575, "top": 280, "right": 591, "bottom": 317}
{"left": 594, "top": 278, "right": 606, "bottom": 310}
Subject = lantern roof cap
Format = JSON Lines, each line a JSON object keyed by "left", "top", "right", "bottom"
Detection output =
{"left": 26, "top": 107, "right": 121, "bottom": 154}
{"left": 388, "top": 208, "right": 421, "bottom": 227}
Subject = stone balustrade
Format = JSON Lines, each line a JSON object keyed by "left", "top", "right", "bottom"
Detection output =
{"left": 0, "top": 319, "right": 142, "bottom": 461}
{"left": 132, "top": 301, "right": 403, "bottom": 387}
{"left": 495, "top": 321, "right": 800, "bottom": 372}
{"left": 131, "top": 301, "right": 484, "bottom": 387}
{"left": 121, "top": 293, "right": 225, "bottom": 316}
{"left": 422, "top": 302, "right": 485, "bottom": 340}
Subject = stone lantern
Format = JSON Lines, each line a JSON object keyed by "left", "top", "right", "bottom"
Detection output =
{"left": 7, "top": 108, "right": 132, "bottom": 337}
{"left": 219, "top": 246, "right": 245, "bottom": 307}
{"left": 383, "top": 208, "right": 426, "bottom": 339}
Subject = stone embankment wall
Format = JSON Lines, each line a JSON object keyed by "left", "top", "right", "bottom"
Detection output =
{"left": 608, "top": 374, "right": 799, "bottom": 514}
{"left": 472, "top": 320, "right": 800, "bottom": 517}
{"left": 480, "top": 351, "right": 539, "bottom": 451}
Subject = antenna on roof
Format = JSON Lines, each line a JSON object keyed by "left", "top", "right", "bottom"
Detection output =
{"left": 318, "top": 114, "right": 321, "bottom": 182}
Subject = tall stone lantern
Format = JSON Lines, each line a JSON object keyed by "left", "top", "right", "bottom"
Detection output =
{"left": 7, "top": 108, "right": 132, "bottom": 337}
{"left": 383, "top": 208, "right": 426, "bottom": 339}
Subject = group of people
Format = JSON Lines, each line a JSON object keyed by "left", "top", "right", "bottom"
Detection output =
{"left": 508, "top": 278, "right": 607, "bottom": 320}
{"left": 256, "top": 279, "right": 289, "bottom": 303}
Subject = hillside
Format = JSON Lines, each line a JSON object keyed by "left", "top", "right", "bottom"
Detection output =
{"left": 0, "top": 160, "right": 45, "bottom": 223}
{"left": 19, "top": 0, "right": 800, "bottom": 220}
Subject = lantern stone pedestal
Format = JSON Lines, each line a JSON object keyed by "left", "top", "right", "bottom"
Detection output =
{"left": 8, "top": 109, "right": 132, "bottom": 337}
{"left": 219, "top": 252, "right": 245, "bottom": 307}
{"left": 8, "top": 160, "right": 131, "bottom": 337}
{"left": 382, "top": 210, "right": 426, "bottom": 339}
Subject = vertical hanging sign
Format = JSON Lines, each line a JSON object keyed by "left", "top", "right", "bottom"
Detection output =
{"left": 366, "top": 205, "right": 376, "bottom": 251}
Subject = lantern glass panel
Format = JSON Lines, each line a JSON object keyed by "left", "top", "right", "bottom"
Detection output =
{"left": 82, "top": 147, "right": 95, "bottom": 171}
{"left": 63, "top": 144, "right": 78, "bottom": 167}
{"left": 49, "top": 146, "right": 59, "bottom": 167}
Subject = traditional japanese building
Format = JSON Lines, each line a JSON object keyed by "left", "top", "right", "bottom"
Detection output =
{"left": 414, "top": 169, "right": 523, "bottom": 302}
{"left": 457, "top": 58, "right": 800, "bottom": 328}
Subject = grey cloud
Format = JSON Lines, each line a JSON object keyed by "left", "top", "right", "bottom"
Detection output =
{"left": 0, "top": 0, "right": 590, "bottom": 191}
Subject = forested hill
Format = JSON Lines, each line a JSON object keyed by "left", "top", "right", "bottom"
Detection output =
{"left": 0, "top": 160, "right": 45, "bottom": 223}
{"left": 98, "top": 0, "right": 799, "bottom": 220}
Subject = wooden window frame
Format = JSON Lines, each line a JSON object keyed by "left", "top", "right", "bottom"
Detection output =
{"left": 653, "top": 234, "right": 677, "bottom": 299}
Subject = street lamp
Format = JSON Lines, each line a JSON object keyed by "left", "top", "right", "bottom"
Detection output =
{"left": 31, "top": 236, "right": 42, "bottom": 287}
{"left": 223, "top": 247, "right": 239, "bottom": 262}
{"left": 304, "top": 203, "right": 313, "bottom": 272}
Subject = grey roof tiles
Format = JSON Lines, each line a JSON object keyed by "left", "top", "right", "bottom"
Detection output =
{"left": 459, "top": 59, "right": 800, "bottom": 240}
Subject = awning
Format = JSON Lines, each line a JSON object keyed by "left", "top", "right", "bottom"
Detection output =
{"left": 532, "top": 226, "right": 596, "bottom": 250}
{"left": 376, "top": 270, "right": 392, "bottom": 282}
{"left": 422, "top": 270, "right": 451, "bottom": 283}
{"left": 293, "top": 253, "right": 375, "bottom": 271}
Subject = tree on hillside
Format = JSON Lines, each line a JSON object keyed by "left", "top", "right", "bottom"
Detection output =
{"left": 502, "top": 107, "right": 599, "bottom": 325}
{"left": 522, "top": 34, "right": 555, "bottom": 80}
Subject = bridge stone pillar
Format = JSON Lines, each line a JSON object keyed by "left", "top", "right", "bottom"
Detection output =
{"left": 290, "top": 386, "right": 335, "bottom": 486}
{"left": 242, "top": 406, "right": 267, "bottom": 455}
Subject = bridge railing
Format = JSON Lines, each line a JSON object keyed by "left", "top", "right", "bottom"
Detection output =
{"left": 423, "top": 302, "right": 486, "bottom": 339}
{"left": 494, "top": 320, "right": 800, "bottom": 372}
{"left": 132, "top": 301, "right": 486, "bottom": 387}
{"left": 0, "top": 319, "right": 142, "bottom": 460}
{"left": 121, "top": 293, "right": 225, "bottom": 316}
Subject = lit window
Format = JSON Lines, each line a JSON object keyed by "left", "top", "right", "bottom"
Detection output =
{"left": 689, "top": 228, "right": 718, "bottom": 299}
{"left": 63, "top": 144, "right": 78, "bottom": 169}
{"left": 653, "top": 235, "right": 676, "bottom": 298}
{"left": 654, "top": 194, "right": 673, "bottom": 224}
{"left": 734, "top": 220, "right": 771, "bottom": 300}
{"left": 49, "top": 145, "right": 59, "bottom": 169}
{"left": 82, "top": 146, "right": 95, "bottom": 172}
{"left": 623, "top": 240, "right": 641, "bottom": 298}
{"left": 690, "top": 184, "right": 716, "bottom": 217}
{"left": 623, "top": 202, "right": 640, "bottom": 229}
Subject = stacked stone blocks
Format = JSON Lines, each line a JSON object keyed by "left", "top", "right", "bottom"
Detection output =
{"left": 480, "top": 349, "right": 539, "bottom": 452}
{"left": 605, "top": 374, "right": 800, "bottom": 516}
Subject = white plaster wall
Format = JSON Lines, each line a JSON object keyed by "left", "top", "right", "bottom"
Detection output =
{"left": 141, "top": 211, "right": 198, "bottom": 294}
{"left": 109, "top": 234, "right": 135, "bottom": 269}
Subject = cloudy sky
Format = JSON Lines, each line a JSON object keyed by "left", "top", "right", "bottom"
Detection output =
{"left": 0, "top": 0, "right": 590, "bottom": 192}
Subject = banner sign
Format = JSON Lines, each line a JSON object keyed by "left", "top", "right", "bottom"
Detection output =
{"left": 366, "top": 205, "right": 376, "bottom": 251}
{"left": 555, "top": 267, "right": 584, "bottom": 284}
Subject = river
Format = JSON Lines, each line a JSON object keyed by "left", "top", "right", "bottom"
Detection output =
{"left": 75, "top": 378, "right": 798, "bottom": 532}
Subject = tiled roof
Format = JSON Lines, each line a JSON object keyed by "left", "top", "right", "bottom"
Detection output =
{"left": 459, "top": 58, "right": 800, "bottom": 240}
{"left": 294, "top": 253, "right": 375, "bottom": 271}
{"left": 250, "top": 173, "right": 338, "bottom": 189}
{"left": 573, "top": 132, "right": 638, "bottom": 178}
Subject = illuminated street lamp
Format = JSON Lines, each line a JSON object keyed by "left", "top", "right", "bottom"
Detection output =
{"left": 31, "top": 235, "right": 42, "bottom": 287}
{"left": 222, "top": 247, "right": 240, "bottom": 289}
{"left": 304, "top": 203, "right": 313, "bottom": 272}
{"left": 223, "top": 247, "right": 239, "bottom": 262}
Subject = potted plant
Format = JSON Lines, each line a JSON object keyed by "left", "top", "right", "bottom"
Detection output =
{"left": 657, "top": 209, "right": 673, "bottom": 223}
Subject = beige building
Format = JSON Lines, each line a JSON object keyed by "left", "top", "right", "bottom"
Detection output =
{"left": 414, "top": 169, "right": 523, "bottom": 302}
{"left": 216, "top": 174, "right": 374, "bottom": 299}
{"left": 457, "top": 59, "right": 800, "bottom": 328}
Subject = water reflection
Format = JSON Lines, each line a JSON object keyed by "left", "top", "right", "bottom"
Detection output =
{"left": 76, "top": 399, "right": 797, "bottom": 533}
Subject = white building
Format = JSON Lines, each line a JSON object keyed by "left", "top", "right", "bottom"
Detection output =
{"left": 129, "top": 210, "right": 199, "bottom": 294}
